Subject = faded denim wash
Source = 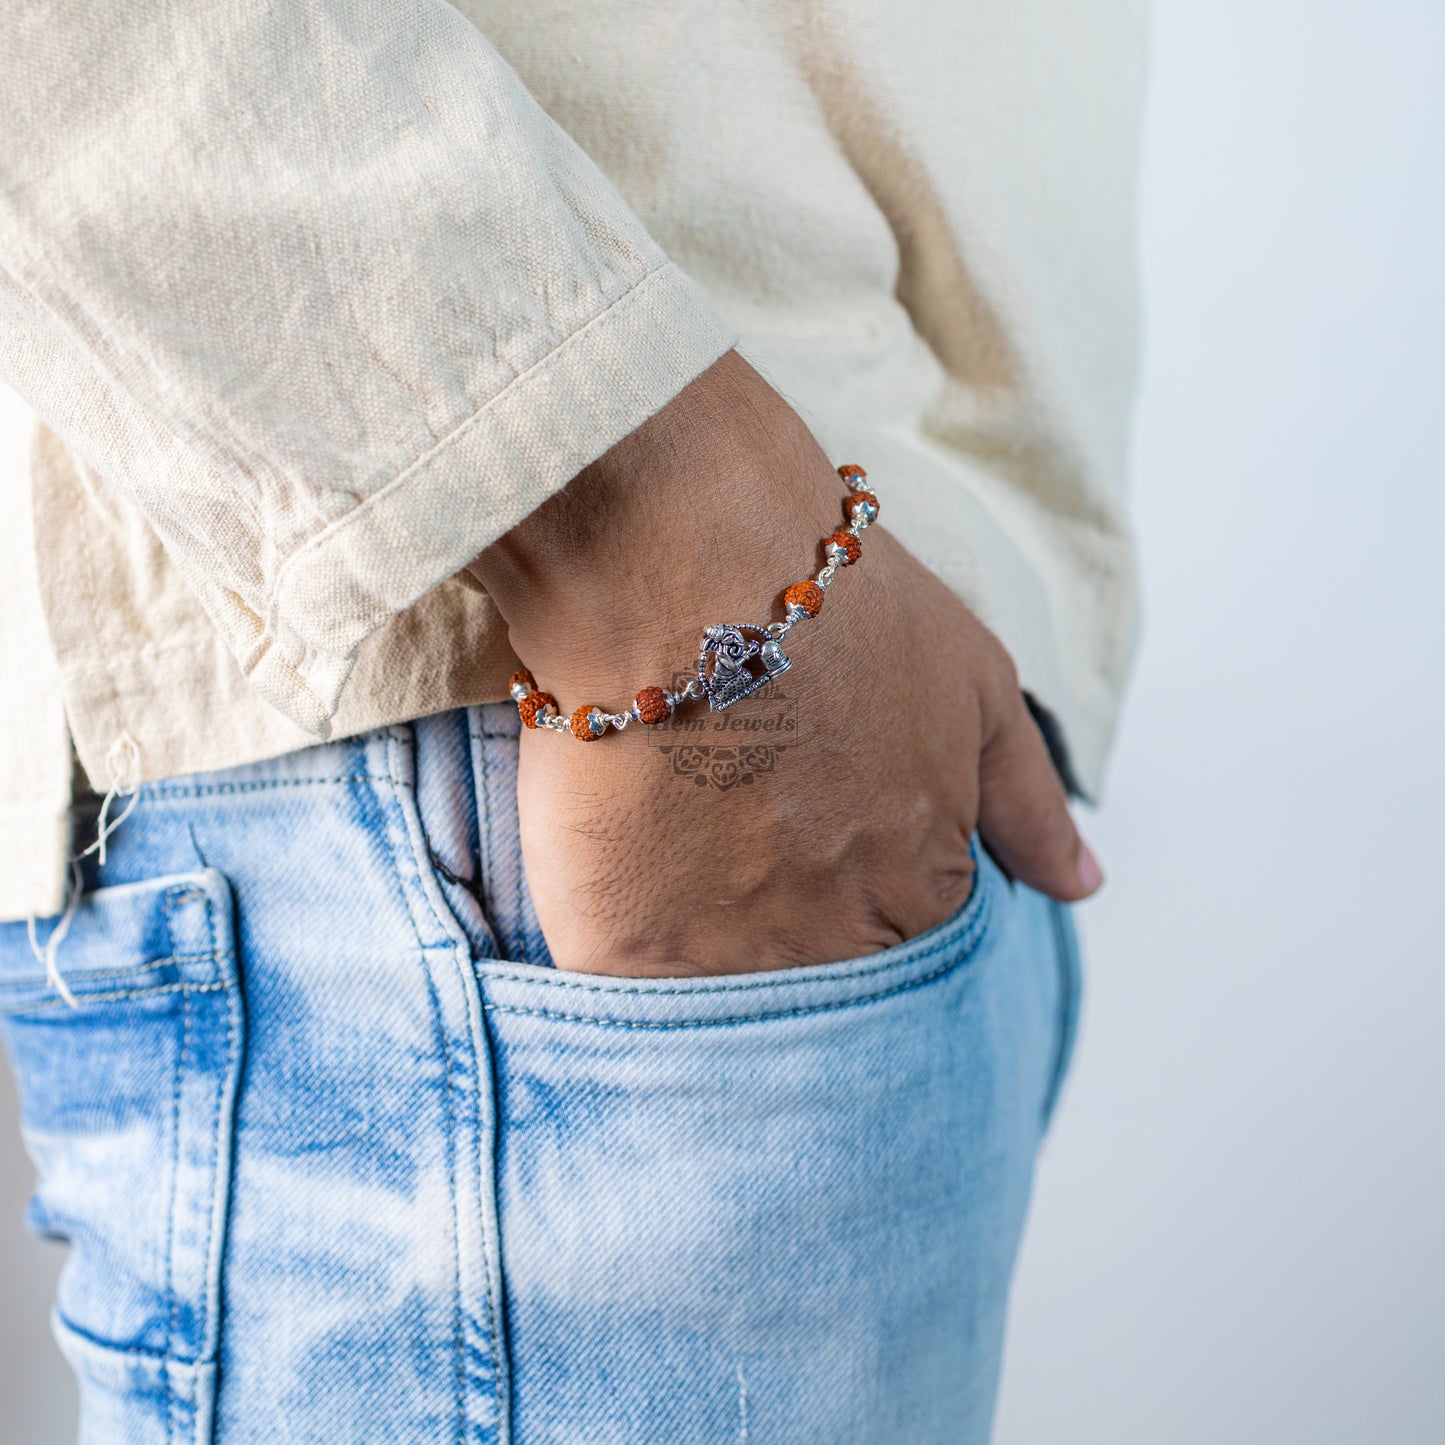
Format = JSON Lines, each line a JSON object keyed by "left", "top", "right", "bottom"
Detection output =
{"left": 0, "top": 704, "right": 1081, "bottom": 1444}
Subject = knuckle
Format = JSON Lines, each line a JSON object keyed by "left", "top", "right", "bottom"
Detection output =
{"left": 974, "top": 634, "right": 1023, "bottom": 724}
{"left": 982, "top": 629, "right": 1020, "bottom": 689}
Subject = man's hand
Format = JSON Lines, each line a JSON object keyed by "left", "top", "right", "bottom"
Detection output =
{"left": 469, "top": 351, "right": 1103, "bottom": 976}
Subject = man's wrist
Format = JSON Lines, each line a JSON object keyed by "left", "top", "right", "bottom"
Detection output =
{"left": 468, "top": 351, "right": 847, "bottom": 700}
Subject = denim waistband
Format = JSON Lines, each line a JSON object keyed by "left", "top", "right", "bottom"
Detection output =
{"left": 101, "top": 702, "right": 551, "bottom": 968}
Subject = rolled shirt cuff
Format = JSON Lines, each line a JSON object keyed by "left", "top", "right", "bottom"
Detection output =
{"left": 243, "top": 262, "right": 736, "bottom": 734}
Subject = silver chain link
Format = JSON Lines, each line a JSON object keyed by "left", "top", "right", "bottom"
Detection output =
{"left": 513, "top": 471, "right": 878, "bottom": 738}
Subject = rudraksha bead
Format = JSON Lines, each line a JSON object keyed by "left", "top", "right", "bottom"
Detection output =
{"left": 508, "top": 668, "right": 537, "bottom": 695}
{"left": 826, "top": 530, "right": 863, "bottom": 565}
{"left": 837, "top": 463, "right": 868, "bottom": 483}
{"left": 634, "top": 685, "right": 671, "bottom": 724}
{"left": 570, "top": 705, "right": 605, "bottom": 740}
{"left": 846, "top": 490, "right": 879, "bottom": 519}
{"left": 518, "top": 691, "right": 557, "bottom": 729}
{"left": 784, "top": 580, "right": 825, "bottom": 617}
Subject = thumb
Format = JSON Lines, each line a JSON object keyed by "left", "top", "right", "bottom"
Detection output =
{"left": 975, "top": 687, "right": 1104, "bottom": 902}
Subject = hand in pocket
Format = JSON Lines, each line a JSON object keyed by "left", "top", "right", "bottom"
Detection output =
{"left": 471, "top": 352, "right": 1102, "bottom": 977}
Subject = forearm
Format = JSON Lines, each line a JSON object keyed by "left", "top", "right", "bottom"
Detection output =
{"left": 469, "top": 351, "right": 845, "bottom": 701}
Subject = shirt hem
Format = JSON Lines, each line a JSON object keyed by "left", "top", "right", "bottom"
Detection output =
{"left": 251, "top": 261, "right": 736, "bottom": 732}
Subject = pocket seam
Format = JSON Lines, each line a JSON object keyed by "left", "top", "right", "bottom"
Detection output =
{"left": 144, "top": 775, "right": 390, "bottom": 799}
{"left": 195, "top": 884, "right": 239, "bottom": 1374}
{"left": 50, "top": 1312, "right": 218, "bottom": 1418}
{"left": 53, "top": 1309, "right": 174, "bottom": 1364}
{"left": 0, "top": 978, "right": 228, "bottom": 1017}
{"left": 160, "top": 894, "right": 190, "bottom": 1434}
{"left": 0, "top": 950, "right": 230, "bottom": 994}
{"left": 482, "top": 914, "right": 987, "bottom": 1031}
{"left": 479, "top": 872, "right": 991, "bottom": 1007}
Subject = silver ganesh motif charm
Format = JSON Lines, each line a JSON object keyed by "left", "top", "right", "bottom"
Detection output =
{"left": 697, "top": 623, "right": 793, "bottom": 711}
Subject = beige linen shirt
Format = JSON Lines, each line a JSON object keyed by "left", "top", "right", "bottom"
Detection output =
{"left": 0, "top": 0, "right": 1146, "bottom": 921}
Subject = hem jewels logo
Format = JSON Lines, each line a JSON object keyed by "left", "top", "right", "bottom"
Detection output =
{"left": 653, "top": 671, "right": 800, "bottom": 790}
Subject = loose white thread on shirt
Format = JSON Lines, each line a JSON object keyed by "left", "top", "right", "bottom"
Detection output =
{"left": 28, "top": 733, "right": 144, "bottom": 1007}
{"left": 28, "top": 858, "right": 82, "bottom": 1010}
{"left": 78, "top": 732, "right": 142, "bottom": 868}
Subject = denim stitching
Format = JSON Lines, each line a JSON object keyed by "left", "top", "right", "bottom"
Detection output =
{"left": 482, "top": 940, "right": 981, "bottom": 1030}
{"left": 54, "top": 1313, "right": 183, "bottom": 1364}
{"left": 475, "top": 725, "right": 498, "bottom": 961}
{"left": 143, "top": 777, "right": 395, "bottom": 799}
{"left": 160, "top": 888, "right": 189, "bottom": 1444}
{"left": 468, "top": 720, "right": 505, "bottom": 963}
{"left": 0, "top": 980, "right": 227, "bottom": 1016}
{"left": 216, "top": 916, "right": 243, "bottom": 1375}
{"left": 197, "top": 888, "right": 230, "bottom": 1374}
{"left": 473, "top": 1020, "right": 509, "bottom": 1445}
{"left": 455, "top": 952, "right": 507, "bottom": 1444}
{"left": 408, "top": 734, "right": 511, "bottom": 1443}
{"left": 473, "top": 722, "right": 497, "bottom": 959}
{"left": 453, "top": 941, "right": 507, "bottom": 1443}
{"left": 0, "top": 951, "right": 220, "bottom": 993}
{"left": 466, "top": 720, "right": 513, "bottom": 1437}
{"left": 376, "top": 740, "right": 466, "bottom": 1445}
{"left": 478, "top": 887, "right": 992, "bottom": 1001}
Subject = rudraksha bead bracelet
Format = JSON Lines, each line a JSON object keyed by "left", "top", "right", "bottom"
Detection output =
{"left": 509, "top": 464, "right": 880, "bottom": 741}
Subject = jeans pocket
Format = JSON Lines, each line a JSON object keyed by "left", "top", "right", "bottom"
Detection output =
{"left": 476, "top": 843, "right": 998, "bottom": 1028}
{"left": 0, "top": 869, "right": 243, "bottom": 1443}
{"left": 475, "top": 852, "right": 1036, "bottom": 1444}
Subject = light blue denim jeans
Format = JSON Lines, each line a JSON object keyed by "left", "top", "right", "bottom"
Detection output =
{"left": 0, "top": 704, "right": 1080, "bottom": 1444}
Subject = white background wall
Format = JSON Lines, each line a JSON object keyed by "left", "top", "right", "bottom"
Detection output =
{"left": 994, "top": 3, "right": 1445, "bottom": 1442}
{"left": 3, "top": 3, "right": 1442, "bottom": 1441}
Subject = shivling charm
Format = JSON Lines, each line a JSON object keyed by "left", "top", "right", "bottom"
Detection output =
{"left": 697, "top": 624, "right": 793, "bottom": 711}
{"left": 507, "top": 463, "right": 878, "bottom": 738}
